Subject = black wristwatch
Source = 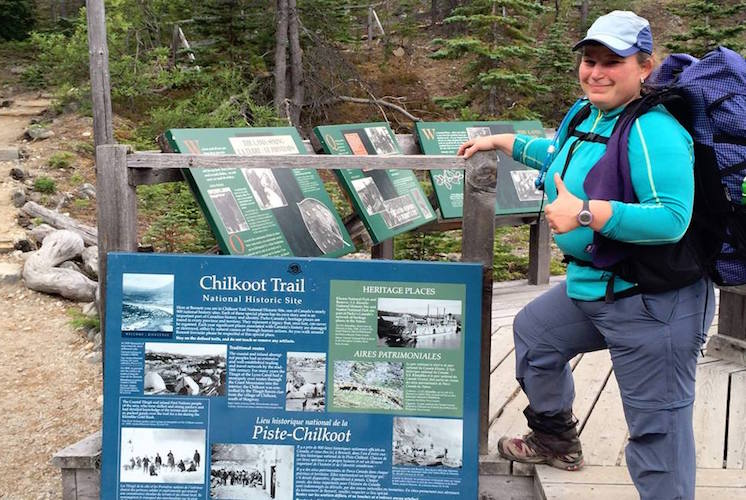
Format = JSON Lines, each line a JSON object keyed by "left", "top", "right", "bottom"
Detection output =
{"left": 577, "top": 199, "right": 593, "bottom": 227}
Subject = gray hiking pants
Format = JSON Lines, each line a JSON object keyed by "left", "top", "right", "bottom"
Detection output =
{"left": 513, "top": 278, "right": 714, "bottom": 500}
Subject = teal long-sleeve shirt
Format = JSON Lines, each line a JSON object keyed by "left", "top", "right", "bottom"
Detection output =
{"left": 513, "top": 101, "right": 695, "bottom": 300}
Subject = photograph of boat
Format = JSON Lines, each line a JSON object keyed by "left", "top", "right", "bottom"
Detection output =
{"left": 377, "top": 298, "right": 462, "bottom": 349}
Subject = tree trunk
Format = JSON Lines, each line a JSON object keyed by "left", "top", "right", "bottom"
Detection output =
{"left": 288, "top": 0, "right": 303, "bottom": 126}
{"left": 431, "top": 0, "right": 438, "bottom": 25}
{"left": 274, "top": 0, "right": 289, "bottom": 116}
{"left": 579, "top": 0, "right": 589, "bottom": 29}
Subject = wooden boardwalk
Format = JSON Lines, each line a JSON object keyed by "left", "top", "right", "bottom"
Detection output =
{"left": 483, "top": 278, "right": 746, "bottom": 499}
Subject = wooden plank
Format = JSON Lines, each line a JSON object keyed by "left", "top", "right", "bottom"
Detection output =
{"left": 52, "top": 431, "right": 101, "bottom": 469}
{"left": 571, "top": 350, "right": 613, "bottom": 430}
{"left": 85, "top": 0, "right": 114, "bottom": 147}
{"left": 490, "top": 325, "right": 514, "bottom": 369}
{"left": 538, "top": 484, "right": 746, "bottom": 500}
{"left": 693, "top": 360, "right": 733, "bottom": 468}
{"left": 75, "top": 468, "right": 101, "bottom": 499}
{"left": 728, "top": 370, "right": 746, "bottom": 469}
{"left": 461, "top": 151, "right": 499, "bottom": 455}
{"left": 527, "top": 215, "right": 551, "bottom": 285}
{"left": 579, "top": 373, "right": 627, "bottom": 466}
{"left": 127, "top": 151, "right": 465, "bottom": 172}
{"left": 489, "top": 349, "right": 518, "bottom": 422}
{"left": 60, "top": 468, "right": 77, "bottom": 500}
{"left": 536, "top": 464, "right": 746, "bottom": 487}
{"left": 719, "top": 290, "right": 746, "bottom": 341}
{"left": 479, "top": 474, "right": 534, "bottom": 500}
{"left": 706, "top": 335, "right": 746, "bottom": 366}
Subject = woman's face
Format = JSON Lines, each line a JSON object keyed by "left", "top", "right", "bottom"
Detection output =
{"left": 578, "top": 44, "right": 652, "bottom": 111}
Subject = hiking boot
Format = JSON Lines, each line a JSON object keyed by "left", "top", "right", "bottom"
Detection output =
{"left": 497, "top": 430, "right": 584, "bottom": 471}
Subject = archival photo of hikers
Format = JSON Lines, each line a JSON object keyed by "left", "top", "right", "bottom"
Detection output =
{"left": 100, "top": 254, "right": 482, "bottom": 499}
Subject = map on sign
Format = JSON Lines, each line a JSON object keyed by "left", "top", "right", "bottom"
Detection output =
{"left": 415, "top": 121, "right": 546, "bottom": 219}
{"left": 313, "top": 123, "right": 437, "bottom": 244}
{"left": 163, "top": 127, "right": 354, "bottom": 257}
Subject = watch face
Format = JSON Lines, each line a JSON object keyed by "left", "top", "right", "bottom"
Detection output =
{"left": 578, "top": 211, "right": 592, "bottom": 226}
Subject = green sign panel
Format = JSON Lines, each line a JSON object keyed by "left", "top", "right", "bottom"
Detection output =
{"left": 313, "top": 123, "right": 437, "bottom": 244}
{"left": 163, "top": 127, "right": 354, "bottom": 257}
{"left": 415, "top": 121, "right": 546, "bottom": 219}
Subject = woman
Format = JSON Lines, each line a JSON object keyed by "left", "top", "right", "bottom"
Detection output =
{"left": 458, "top": 11, "right": 713, "bottom": 500}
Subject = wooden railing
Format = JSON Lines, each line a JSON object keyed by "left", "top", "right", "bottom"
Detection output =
{"left": 95, "top": 142, "right": 554, "bottom": 455}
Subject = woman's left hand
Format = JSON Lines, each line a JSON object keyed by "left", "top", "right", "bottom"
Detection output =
{"left": 544, "top": 173, "right": 583, "bottom": 234}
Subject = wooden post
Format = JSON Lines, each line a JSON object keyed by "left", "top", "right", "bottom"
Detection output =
{"left": 85, "top": 0, "right": 114, "bottom": 147}
{"left": 461, "top": 150, "right": 498, "bottom": 455}
{"left": 371, "top": 240, "right": 394, "bottom": 260}
{"left": 96, "top": 145, "right": 138, "bottom": 354}
{"left": 528, "top": 215, "right": 551, "bottom": 285}
{"left": 707, "top": 287, "right": 746, "bottom": 365}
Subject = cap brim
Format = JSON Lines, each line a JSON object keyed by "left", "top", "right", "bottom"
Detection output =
{"left": 572, "top": 35, "right": 640, "bottom": 57}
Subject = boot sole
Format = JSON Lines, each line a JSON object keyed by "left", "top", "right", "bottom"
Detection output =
{"left": 497, "top": 438, "right": 584, "bottom": 472}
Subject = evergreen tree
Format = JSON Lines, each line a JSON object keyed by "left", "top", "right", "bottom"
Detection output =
{"left": 533, "top": 20, "right": 578, "bottom": 126}
{"left": 666, "top": 0, "right": 746, "bottom": 56}
{"left": 430, "top": 0, "right": 548, "bottom": 119}
{"left": 0, "top": 0, "right": 35, "bottom": 41}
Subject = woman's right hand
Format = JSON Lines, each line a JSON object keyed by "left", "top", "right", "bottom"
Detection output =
{"left": 457, "top": 133, "right": 515, "bottom": 159}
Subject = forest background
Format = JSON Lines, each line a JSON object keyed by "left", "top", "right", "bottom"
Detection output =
{"left": 1, "top": 0, "right": 745, "bottom": 280}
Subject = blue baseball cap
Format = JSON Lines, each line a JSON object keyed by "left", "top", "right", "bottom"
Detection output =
{"left": 573, "top": 11, "right": 653, "bottom": 57}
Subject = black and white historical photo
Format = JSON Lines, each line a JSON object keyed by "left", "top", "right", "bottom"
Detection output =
{"left": 381, "top": 195, "right": 420, "bottom": 229}
{"left": 120, "top": 427, "right": 206, "bottom": 484}
{"left": 285, "top": 352, "right": 326, "bottom": 412}
{"left": 296, "top": 198, "right": 348, "bottom": 254}
{"left": 208, "top": 187, "right": 250, "bottom": 234}
{"left": 210, "top": 444, "right": 294, "bottom": 500}
{"left": 466, "top": 126, "right": 492, "bottom": 139}
{"left": 392, "top": 417, "right": 463, "bottom": 468}
{"left": 351, "top": 177, "right": 386, "bottom": 215}
{"left": 333, "top": 361, "right": 403, "bottom": 410}
{"left": 229, "top": 135, "right": 299, "bottom": 156}
{"left": 364, "top": 126, "right": 398, "bottom": 155}
{"left": 377, "top": 298, "right": 462, "bottom": 349}
{"left": 410, "top": 188, "right": 433, "bottom": 219}
{"left": 241, "top": 168, "right": 288, "bottom": 210}
{"left": 510, "top": 170, "right": 544, "bottom": 202}
{"left": 144, "top": 343, "right": 227, "bottom": 396}
{"left": 121, "top": 273, "right": 174, "bottom": 333}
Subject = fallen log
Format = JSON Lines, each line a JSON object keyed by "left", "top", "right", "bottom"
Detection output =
{"left": 21, "top": 201, "right": 97, "bottom": 246}
{"left": 23, "top": 230, "right": 98, "bottom": 301}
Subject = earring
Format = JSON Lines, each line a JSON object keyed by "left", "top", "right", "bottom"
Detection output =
{"left": 640, "top": 77, "right": 645, "bottom": 84}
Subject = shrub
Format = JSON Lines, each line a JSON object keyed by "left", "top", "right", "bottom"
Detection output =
{"left": 33, "top": 176, "right": 56, "bottom": 193}
{"left": 48, "top": 151, "right": 75, "bottom": 168}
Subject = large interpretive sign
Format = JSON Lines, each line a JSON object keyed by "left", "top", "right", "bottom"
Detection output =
{"left": 163, "top": 127, "right": 354, "bottom": 257}
{"left": 415, "top": 121, "right": 546, "bottom": 219}
{"left": 101, "top": 253, "right": 482, "bottom": 500}
{"left": 313, "top": 123, "right": 437, "bottom": 244}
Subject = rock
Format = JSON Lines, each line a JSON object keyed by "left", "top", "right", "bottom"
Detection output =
{"left": 14, "top": 239, "right": 33, "bottom": 253}
{"left": 0, "top": 99, "right": 12, "bottom": 107}
{"left": 87, "top": 352, "right": 102, "bottom": 364}
{"left": 93, "top": 332, "right": 101, "bottom": 348}
{"left": 82, "top": 301, "right": 97, "bottom": 317}
{"left": 10, "top": 167, "right": 26, "bottom": 181}
{"left": 82, "top": 246, "right": 98, "bottom": 279}
{"left": 54, "top": 192, "right": 74, "bottom": 210}
{"left": 29, "top": 192, "right": 41, "bottom": 203}
{"left": 28, "top": 223, "right": 54, "bottom": 244}
{"left": 0, "top": 262, "right": 22, "bottom": 285}
{"left": 393, "top": 47, "right": 406, "bottom": 57}
{"left": 77, "top": 183, "right": 96, "bottom": 199}
{"left": 11, "top": 188, "right": 26, "bottom": 208}
{"left": 0, "top": 148, "right": 19, "bottom": 161}
{"left": 86, "top": 328, "right": 97, "bottom": 342}
{"left": 25, "top": 124, "right": 54, "bottom": 140}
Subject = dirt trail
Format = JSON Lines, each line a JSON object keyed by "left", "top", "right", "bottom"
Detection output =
{"left": 0, "top": 94, "right": 102, "bottom": 499}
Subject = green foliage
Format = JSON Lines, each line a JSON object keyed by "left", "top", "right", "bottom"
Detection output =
{"left": 138, "top": 183, "right": 216, "bottom": 253}
{"left": 324, "top": 180, "right": 352, "bottom": 219}
{"left": 533, "top": 21, "right": 578, "bottom": 126}
{"left": 33, "top": 176, "right": 56, "bottom": 193}
{"left": 67, "top": 308, "right": 100, "bottom": 331}
{"left": 48, "top": 151, "right": 75, "bottom": 168}
{"left": 72, "top": 141, "right": 95, "bottom": 156}
{"left": 430, "top": 0, "right": 547, "bottom": 118}
{"left": 70, "top": 172, "right": 84, "bottom": 184}
{"left": 73, "top": 198, "right": 90, "bottom": 209}
{"left": 666, "top": 0, "right": 746, "bottom": 56}
{"left": 0, "top": 0, "right": 35, "bottom": 41}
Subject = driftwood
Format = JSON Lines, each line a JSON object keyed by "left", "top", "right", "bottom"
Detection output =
{"left": 82, "top": 246, "right": 99, "bottom": 279}
{"left": 23, "top": 230, "right": 98, "bottom": 301}
{"left": 21, "top": 201, "right": 98, "bottom": 246}
{"left": 28, "top": 223, "right": 56, "bottom": 245}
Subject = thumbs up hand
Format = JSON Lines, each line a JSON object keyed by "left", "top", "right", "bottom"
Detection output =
{"left": 544, "top": 173, "right": 584, "bottom": 234}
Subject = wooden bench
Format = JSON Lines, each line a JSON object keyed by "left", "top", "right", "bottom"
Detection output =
{"left": 51, "top": 431, "right": 101, "bottom": 500}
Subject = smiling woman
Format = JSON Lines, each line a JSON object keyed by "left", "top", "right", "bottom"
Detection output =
{"left": 458, "top": 10, "right": 714, "bottom": 500}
